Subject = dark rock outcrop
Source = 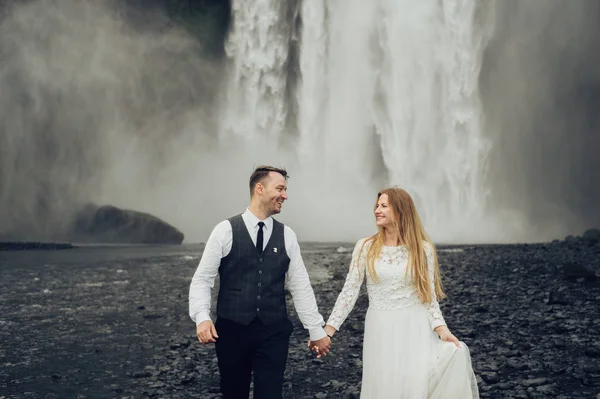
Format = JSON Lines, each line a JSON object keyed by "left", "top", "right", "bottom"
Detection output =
{"left": 70, "top": 204, "right": 184, "bottom": 245}
{"left": 583, "top": 228, "right": 600, "bottom": 243}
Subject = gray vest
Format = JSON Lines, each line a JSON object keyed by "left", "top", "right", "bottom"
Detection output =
{"left": 216, "top": 214, "right": 291, "bottom": 325}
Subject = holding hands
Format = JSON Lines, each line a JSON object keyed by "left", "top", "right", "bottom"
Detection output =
{"left": 308, "top": 324, "right": 336, "bottom": 358}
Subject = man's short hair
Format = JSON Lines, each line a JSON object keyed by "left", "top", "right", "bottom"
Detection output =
{"left": 249, "top": 165, "right": 288, "bottom": 197}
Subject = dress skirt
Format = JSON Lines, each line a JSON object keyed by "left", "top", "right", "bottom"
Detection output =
{"left": 360, "top": 304, "right": 479, "bottom": 398}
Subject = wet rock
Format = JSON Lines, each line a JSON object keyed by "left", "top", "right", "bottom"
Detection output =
{"left": 547, "top": 288, "right": 569, "bottom": 304}
{"left": 342, "top": 389, "right": 360, "bottom": 399}
{"left": 536, "top": 384, "right": 556, "bottom": 394}
{"left": 562, "top": 262, "right": 597, "bottom": 281}
{"left": 481, "top": 372, "right": 499, "bottom": 384}
{"left": 132, "top": 371, "right": 152, "bottom": 378}
{"left": 522, "top": 378, "right": 549, "bottom": 387}
{"left": 70, "top": 203, "right": 184, "bottom": 244}
{"left": 583, "top": 228, "right": 600, "bottom": 243}
{"left": 494, "top": 382, "right": 513, "bottom": 390}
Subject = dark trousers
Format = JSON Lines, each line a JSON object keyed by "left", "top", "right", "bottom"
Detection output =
{"left": 215, "top": 317, "right": 294, "bottom": 399}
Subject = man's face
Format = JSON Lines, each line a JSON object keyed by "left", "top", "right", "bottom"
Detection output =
{"left": 260, "top": 172, "right": 288, "bottom": 215}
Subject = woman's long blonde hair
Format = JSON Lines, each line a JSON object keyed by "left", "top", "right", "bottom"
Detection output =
{"left": 359, "top": 187, "right": 445, "bottom": 304}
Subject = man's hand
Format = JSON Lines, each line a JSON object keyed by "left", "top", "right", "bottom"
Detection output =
{"left": 307, "top": 336, "right": 331, "bottom": 358}
{"left": 196, "top": 320, "right": 219, "bottom": 344}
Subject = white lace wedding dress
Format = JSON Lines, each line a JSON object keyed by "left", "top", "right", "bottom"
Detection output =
{"left": 327, "top": 238, "right": 479, "bottom": 398}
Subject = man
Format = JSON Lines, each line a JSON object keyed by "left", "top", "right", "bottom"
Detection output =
{"left": 189, "top": 165, "right": 331, "bottom": 399}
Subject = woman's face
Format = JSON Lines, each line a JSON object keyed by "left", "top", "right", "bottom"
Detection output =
{"left": 375, "top": 193, "right": 395, "bottom": 229}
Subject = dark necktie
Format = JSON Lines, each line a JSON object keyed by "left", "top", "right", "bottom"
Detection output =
{"left": 256, "top": 221, "right": 265, "bottom": 255}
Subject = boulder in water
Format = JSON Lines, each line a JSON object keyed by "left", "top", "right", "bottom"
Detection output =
{"left": 70, "top": 204, "right": 184, "bottom": 245}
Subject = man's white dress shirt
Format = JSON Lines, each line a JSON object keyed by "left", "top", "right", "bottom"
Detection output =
{"left": 189, "top": 208, "right": 327, "bottom": 341}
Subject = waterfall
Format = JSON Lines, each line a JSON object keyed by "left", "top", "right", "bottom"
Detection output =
{"left": 1, "top": 1, "right": 597, "bottom": 244}
{"left": 367, "top": 0, "right": 495, "bottom": 238}
{"left": 225, "top": 0, "right": 494, "bottom": 242}
{"left": 296, "top": 0, "right": 327, "bottom": 161}
{"left": 222, "top": 0, "right": 295, "bottom": 141}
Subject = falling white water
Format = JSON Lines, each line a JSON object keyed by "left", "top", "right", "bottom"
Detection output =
{"left": 3, "top": 0, "right": 595, "bottom": 245}
{"left": 296, "top": 0, "right": 327, "bottom": 161}
{"left": 221, "top": 0, "right": 293, "bottom": 141}
{"left": 224, "top": 0, "right": 496, "bottom": 242}
{"left": 368, "top": 0, "right": 495, "bottom": 238}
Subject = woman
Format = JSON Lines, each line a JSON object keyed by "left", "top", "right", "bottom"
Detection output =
{"left": 320, "top": 188, "right": 479, "bottom": 398}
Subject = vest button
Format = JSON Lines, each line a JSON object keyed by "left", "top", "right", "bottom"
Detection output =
{"left": 257, "top": 295, "right": 261, "bottom": 300}
{"left": 259, "top": 258, "right": 263, "bottom": 262}
{"left": 256, "top": 308, "right": 260, "bottom": 312}
{"left": 258, "top": 283, "right": 262, "bottom": 287}
{"left": 258, "top": 270, "right": 263, "bottom": 274}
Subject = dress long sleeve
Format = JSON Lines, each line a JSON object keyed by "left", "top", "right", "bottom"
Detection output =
{"left": 424, "top": 243, "right": 446, "bottom": 330}
{"left": 326, "top": 238, "right": 368, "bottom": 331}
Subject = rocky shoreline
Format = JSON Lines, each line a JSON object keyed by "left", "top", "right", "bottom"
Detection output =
{"left": 1, "top": 237, "right": 599, "bottom": 398}
{"left": 0, "top": 242, "right": 74, "bottom": 251}
{"left": 140, "top": 237, "right": 600, "bottom": 398}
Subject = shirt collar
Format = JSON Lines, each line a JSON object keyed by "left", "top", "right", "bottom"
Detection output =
{"left": 243, "top": 208, "right": 273, "bottom": 230}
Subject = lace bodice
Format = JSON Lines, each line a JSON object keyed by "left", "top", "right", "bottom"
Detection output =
{"left": 326, "top": 238, "right": 446, "bottom": 331}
